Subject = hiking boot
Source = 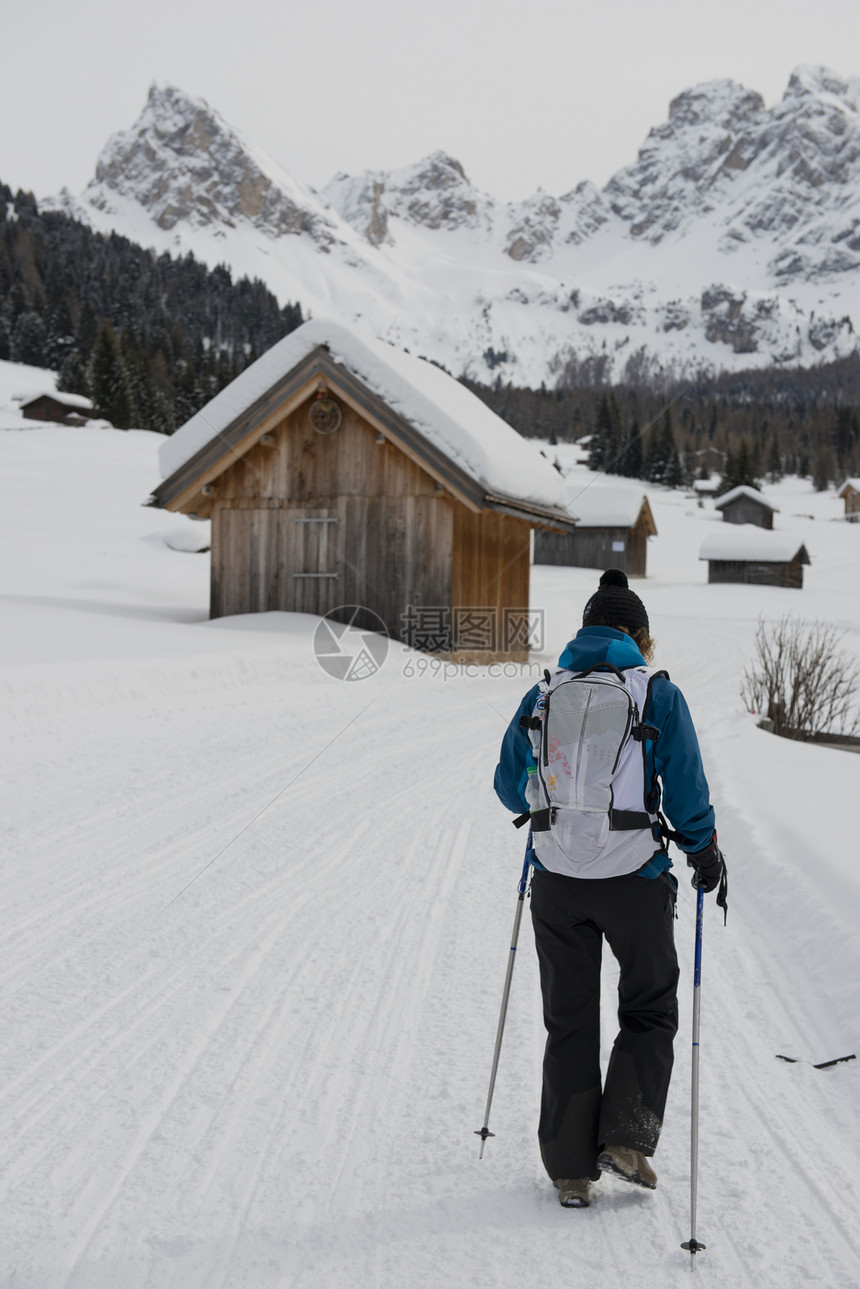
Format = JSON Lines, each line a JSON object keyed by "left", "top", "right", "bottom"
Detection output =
{"left": 553, "top": 1177, "right": 591, "bottom": 1208}
{"left": 596, "top": 1144, "right": 657, "bottom": 1190}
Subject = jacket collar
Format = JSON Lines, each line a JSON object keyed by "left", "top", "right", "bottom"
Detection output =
{"left": 557, "top": 626, "right": 646, "bottom": 671}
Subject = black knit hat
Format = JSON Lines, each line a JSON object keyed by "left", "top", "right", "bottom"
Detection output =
{"left": 582, "top": 569, "right": 649, "bottom": 633}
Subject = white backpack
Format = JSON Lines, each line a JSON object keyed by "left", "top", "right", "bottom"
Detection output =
{"left": 521, "top": 664, "right": 665, "bottom": 879}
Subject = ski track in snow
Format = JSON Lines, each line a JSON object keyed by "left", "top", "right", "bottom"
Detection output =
{"left": 3, "top": 652, "right": 858, "bottom": 1289}
{"left": 1, "top": 431, "right": 858, "bottom": 1288}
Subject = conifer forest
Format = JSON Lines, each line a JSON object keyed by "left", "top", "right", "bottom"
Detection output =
{"left": 0, "top": 183, "right": 303, "bottom": 434}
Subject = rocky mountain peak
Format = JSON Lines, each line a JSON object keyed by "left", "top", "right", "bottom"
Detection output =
{"left": 325, "top": 149, "right": 492, "bottom": 244}
{"left": 667, "top": 78, "right": 765, "bottom": 131}
{"left": 87, "top": 82, "right": 337, "bottom": 244}
{"left": 604, "top": 77, "right": 769, "bottom": 240}
{"left": 785, "top": 63, "right": 860, "bottom": 107}
{"left": 66, "top": 71, "right": 860, "bottom": 387}
{"left": 603, "top": 65, "right": 860, "bottom": 266}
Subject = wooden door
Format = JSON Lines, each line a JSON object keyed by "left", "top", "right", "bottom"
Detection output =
{"left": 211, "top": 505, "right": 342, "bottom": 618}
{"left": 288, "top": 509, "right": 341, "bottom": 616}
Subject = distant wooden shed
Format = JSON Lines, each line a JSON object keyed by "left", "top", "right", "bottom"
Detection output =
{"left": 692, "top": 476, "right": 720, "bottom": 499}
{"left": 19, "top": 392, "right": 93, "bottom": 425}
{"left": 838, "top": 478, "right": 860, "bottom": 521}
{"left": 699, "top": 526, "right": 810, "bottom": 588}
{"left": 534, "top": 489, "right": 656, "bottom": 577}
{"left": 714, "top": 485, "right": 778, "bottom": 529}
{"left": 149, "top": 319, "right": 574, "bottom": 662}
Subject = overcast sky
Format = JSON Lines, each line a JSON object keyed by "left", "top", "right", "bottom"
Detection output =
{"left": 3, "top": 0, "right": 860, "bottom": 204}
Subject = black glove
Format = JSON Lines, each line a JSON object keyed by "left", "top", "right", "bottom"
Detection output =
{"left": 686, "top": 835, "right": 725, "bottom": 894}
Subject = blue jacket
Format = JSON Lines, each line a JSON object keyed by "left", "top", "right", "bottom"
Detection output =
{"left": 493, "top": 627, "right": 716, "bottom": 868}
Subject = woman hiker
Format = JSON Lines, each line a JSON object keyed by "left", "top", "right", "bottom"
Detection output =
{"left": 493, "top": 569, "right": 726, "bottom": 1208}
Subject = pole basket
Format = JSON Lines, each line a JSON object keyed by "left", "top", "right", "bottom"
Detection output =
{"left": 681, "top": 1238, "right": 706, "bottom": 1254}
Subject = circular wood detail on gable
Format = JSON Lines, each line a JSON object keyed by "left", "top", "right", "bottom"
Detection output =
{"left": 308, "top": 394, "right": 343, "bottom": 435}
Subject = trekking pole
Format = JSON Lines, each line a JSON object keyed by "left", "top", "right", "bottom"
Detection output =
{"left": 681, "top": 885, "right": 707, "bottom": 1268}
{"left": 475, "top": 840, "right": 532, "bottom": 1158}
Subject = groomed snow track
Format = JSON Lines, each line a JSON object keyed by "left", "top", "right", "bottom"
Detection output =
{"left": 1, "top": 608, "right": 858, "bottom": 1289}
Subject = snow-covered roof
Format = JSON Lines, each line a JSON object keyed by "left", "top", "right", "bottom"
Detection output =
{"left": 699, "top": 525, "right": 809, "bottom": 563}
{"left": 159, "top": 318, "right": 567, "bottom": 511}
{"left": 838, "top": 478, "right": 860, "bottom": 496}
{"left": 564, "top": 484, "right": 653, "bottom": 529}
{"left": 16, "top": 389, "right": 94, "bottom": 410}
{"left": 713, "top": 485, "right": 778, "bottom": 512}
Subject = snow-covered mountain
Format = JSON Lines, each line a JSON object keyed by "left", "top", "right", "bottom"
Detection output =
{"left": 53, "top": 70, "right": 860, "bottom": 386}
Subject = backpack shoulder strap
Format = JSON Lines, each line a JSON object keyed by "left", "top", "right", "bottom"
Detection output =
{"left": 640, "top": 669, "right": 670, "bottom": 815}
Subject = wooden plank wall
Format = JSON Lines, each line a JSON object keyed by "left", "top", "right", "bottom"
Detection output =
{"left": 451, "top": 509, "right": 531, "bottom": 661}
{"left": 626, "top": 519, "right": 647, "bottom": 577}
{"left": 707, "top": 560, "right": 804, "bottom": 588}
{"left": 533, "top": 527, "right": 631, "bottom": 573}
{"left": 209, "top": 398, "right": 454, "bottom": 633}
{"left": 721, "top": 498, "right": 773, "bottom": 529}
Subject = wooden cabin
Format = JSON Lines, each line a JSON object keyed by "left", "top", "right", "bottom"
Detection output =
{"left": 19, "top": 392, "right": 92, "bottom": 425}
{"left": 692, "top": 476, "right": 721, "bottom": 499}
{"left": 534, "top": 489, "right": 656, "bottom": 578}
{"left": 838, "top": 479, "right": 860, "bottom": 521}
{"left": 149, "top": 319, "right": 574, "bottom": 662}
{"left": 699, "top": 527, "right": 810, "bottom": 588}
{"left": 713, "top": 485, "right": 778, "bottom": 529}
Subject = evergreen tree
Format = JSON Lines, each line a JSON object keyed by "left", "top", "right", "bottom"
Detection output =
{"left": 716, "top": 439, "right": 760, "bottom": 494}
{"left": 833, "top": 408, "right": 859, "bottom": 471}
{"left": 766, "top": 434, "right": 783, "bottom": 483}
{"left": 643, "top": 411, "right": 679, "bottom": 486}
{"left": 88, "top": 320, "right": 137, "bottom": 428}
{"left": 588, "top": 393, "right": 613, "bottom": 471}
{"left": 749, "top": 437, "right": 762, "bottom": 479}
{"left": 642, "top": 426, "right": 660, "bottom": 483}
{"left": 618, "top": 419, "right": 644, "bottom": 479}
{"left": 10, "top": 310, "right": 46, "bottom": 366}
{"left": 812, "top": 444, "right": 836, "bottom": 491}
{"left": 662, "top": 413, "right": 683, "bottom": 487}
{"left": 734, "top": 440, "right": 760, "bottom": 490}
{"left": 57, "top": 351, "right": 89, "bottom": 397}
{"left": 665, "top": 437, "right": 684, "bottom": 488}
{"left": 719, "top": 450, "right": 736, "bottom": 493}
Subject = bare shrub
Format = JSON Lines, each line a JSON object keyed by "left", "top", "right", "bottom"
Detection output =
{"left": 741, "top": 615, "right": 860, "bottom": 741}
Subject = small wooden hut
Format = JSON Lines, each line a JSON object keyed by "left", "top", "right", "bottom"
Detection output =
{"left": 692, "top": 476, "right": 720, "bottom": 500}
{"left": 19, "top": 391, "right": 93, "bottom": 425}
{"left": 534, "top": 488, "right": 656, "bottom": 577}
{"left": 713, "top": 485, "right": 778, "bottom": 529}
{"left": 149, "top": 319, "right": 574, "bottom": 662}
{"left": 699, "top": 526, "right": 810, "bottom": 588}
{"left": 838, "top": 479, "right": 860, "bottom": 521}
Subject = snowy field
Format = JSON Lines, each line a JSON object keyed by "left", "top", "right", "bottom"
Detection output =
{"left": 1, "top": 392, "right": 859, "bottom": 1288}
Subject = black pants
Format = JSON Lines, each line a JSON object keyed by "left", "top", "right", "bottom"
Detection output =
{"left": 530, "top": 867, "right": 679, "bottom": 1181}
